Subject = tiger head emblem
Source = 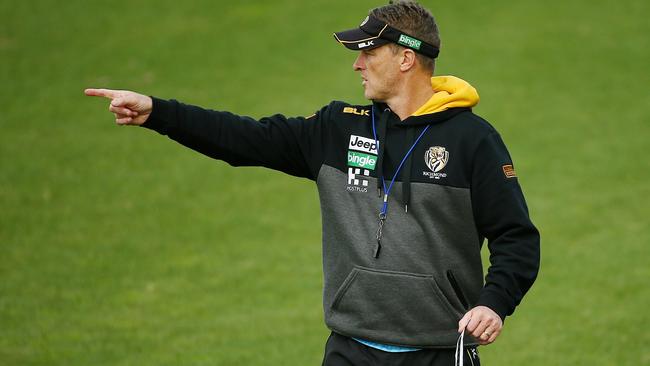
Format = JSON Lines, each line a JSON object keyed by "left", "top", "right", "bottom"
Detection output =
{"left": 424, "top": 146, "right": 449, "bottom": 173}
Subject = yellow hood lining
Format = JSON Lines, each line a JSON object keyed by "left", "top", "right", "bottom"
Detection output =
{"left": 411, "top": 76, "right": 480, "bottom": 116}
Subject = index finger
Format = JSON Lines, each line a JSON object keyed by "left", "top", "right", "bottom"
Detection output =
{"left": 84, "top": 88, "right": 119, "bottom": 99}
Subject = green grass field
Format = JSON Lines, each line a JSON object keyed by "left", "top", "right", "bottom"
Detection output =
{"left": 2, "top": 1, "right": 649, "bottom": 365}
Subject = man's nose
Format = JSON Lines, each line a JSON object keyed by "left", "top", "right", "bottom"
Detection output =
{"left": 353, "top": 53, "right": 365, "bottom": 71}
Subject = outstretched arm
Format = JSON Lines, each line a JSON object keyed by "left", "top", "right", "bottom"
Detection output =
{"left": 85, "top": 89, "right": 331, "bottom": 180}
{"left": 84, "top": 88, "right": 152, "bottom": 125}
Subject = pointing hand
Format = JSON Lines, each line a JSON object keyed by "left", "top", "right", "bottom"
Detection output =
{"left": 84, "top": 88, "right": 153, "bottom": 126}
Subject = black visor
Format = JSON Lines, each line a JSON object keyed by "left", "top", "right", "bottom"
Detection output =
{"left": 333, "top": 15, "right": 439, "bottom": 59}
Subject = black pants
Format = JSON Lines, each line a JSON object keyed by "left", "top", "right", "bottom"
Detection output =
{"left": 322, "top": 332, "right": 480, "bottom": 366}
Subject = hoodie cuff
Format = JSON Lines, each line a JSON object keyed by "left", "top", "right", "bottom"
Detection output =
{"left": 476, "top": 288, "right": 514, "bottom": 321}
{"left": 141, "top": 96, "right": 176, "bottom": 135}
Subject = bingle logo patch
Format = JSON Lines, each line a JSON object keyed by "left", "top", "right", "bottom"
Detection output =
{"left": 349, "top": 135, "right": 378, "bottom": 154}
{"left": 348, "top": 151, "right": 376, "bottom": 170}
{"left": 423, "top": 146, "right": 449, "bottom": 179}
{"left": 398, "top": 34, "right": 422, "bottom": 50}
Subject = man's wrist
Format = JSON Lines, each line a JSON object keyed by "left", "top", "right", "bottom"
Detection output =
{"left": 141, "top": 97, "right": 173, "bottom": 133}
{"left": 476, "top": 289, "right": 512, "bottom": 321}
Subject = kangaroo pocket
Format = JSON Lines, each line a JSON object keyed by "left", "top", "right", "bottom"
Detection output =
{"left": 327, "top": 266, "right": 465, "bottom": 347}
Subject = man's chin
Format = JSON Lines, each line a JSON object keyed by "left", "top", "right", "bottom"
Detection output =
{"left": 364, "top": 94, "right": 384, "bottom": 103}
{"left": 362, "top": 90, "right": 385, "bottom": 102}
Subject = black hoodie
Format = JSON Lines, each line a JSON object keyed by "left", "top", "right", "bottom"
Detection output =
{"left": 142, "top": 76, "right": 540, "bottom": 348}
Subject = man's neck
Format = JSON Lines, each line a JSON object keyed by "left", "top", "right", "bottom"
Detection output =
{"left": 385, "top": 75, "right": 434, "bottom": 121}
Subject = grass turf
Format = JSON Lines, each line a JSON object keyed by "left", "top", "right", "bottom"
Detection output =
{"left": 1, "top": 0, "right": 648, "bottom": 365}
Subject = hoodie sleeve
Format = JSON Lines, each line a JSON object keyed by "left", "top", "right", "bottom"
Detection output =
{"left": 141, "top": 97, "right": 331, "bottom": 180}
{"left": 470, "top": 131, "right": 540, "bottom": 320}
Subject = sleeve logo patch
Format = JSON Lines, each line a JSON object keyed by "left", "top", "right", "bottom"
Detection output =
{"left": 502, "top": 164, "right": 517, "bottom": 178}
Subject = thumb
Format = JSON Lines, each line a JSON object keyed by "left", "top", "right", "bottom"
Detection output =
{"left": 458, "top": 311, "right": 473, "bottom": 333}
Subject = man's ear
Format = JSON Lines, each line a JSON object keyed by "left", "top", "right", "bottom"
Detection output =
{"left": 399, "top": 49, "right": 417, "bottom": 72}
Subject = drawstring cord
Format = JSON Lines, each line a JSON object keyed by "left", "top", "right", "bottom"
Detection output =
{"left": 374, "top": 107, "right": 389, "bottom": 197}
{"left": 455, "top": 328, "right": 466, "bottom": 366}
{"left": 402, "top": 127, "right": 415, "bottom": 212}
{"left": 371, "top": 106, "right": 430, "bottom": 258}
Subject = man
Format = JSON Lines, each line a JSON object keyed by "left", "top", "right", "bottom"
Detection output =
{"left": 85, "top": 1, "right": 540, "bottom": 365}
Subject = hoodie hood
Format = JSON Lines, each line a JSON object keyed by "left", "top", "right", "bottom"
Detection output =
{"left": 412, "top": 76, "right": 480, "bottom": 116}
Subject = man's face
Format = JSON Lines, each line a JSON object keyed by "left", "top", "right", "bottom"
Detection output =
{"left": 353, "top": 45, "right": 401, "bottom": 101}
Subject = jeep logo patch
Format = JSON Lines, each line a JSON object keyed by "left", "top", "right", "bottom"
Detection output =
{"left": 348, "top": 135, "right": 378, "bottom": 155}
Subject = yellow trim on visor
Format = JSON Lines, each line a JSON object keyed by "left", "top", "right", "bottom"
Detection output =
{"left": 333, "top": 24, "right": 389, "bottom": 44}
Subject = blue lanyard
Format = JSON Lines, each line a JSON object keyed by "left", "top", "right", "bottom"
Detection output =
{"left": 371, "top": 106, "right": 430, "bottom": 257}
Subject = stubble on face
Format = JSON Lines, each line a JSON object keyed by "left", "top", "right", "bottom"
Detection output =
{"left": 356, "top": 46, "right": 401, "bottom": 102}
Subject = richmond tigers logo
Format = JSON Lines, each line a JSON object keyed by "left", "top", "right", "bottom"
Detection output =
{"left": 424, "top": 146, "right": 449, "bottom": 173}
